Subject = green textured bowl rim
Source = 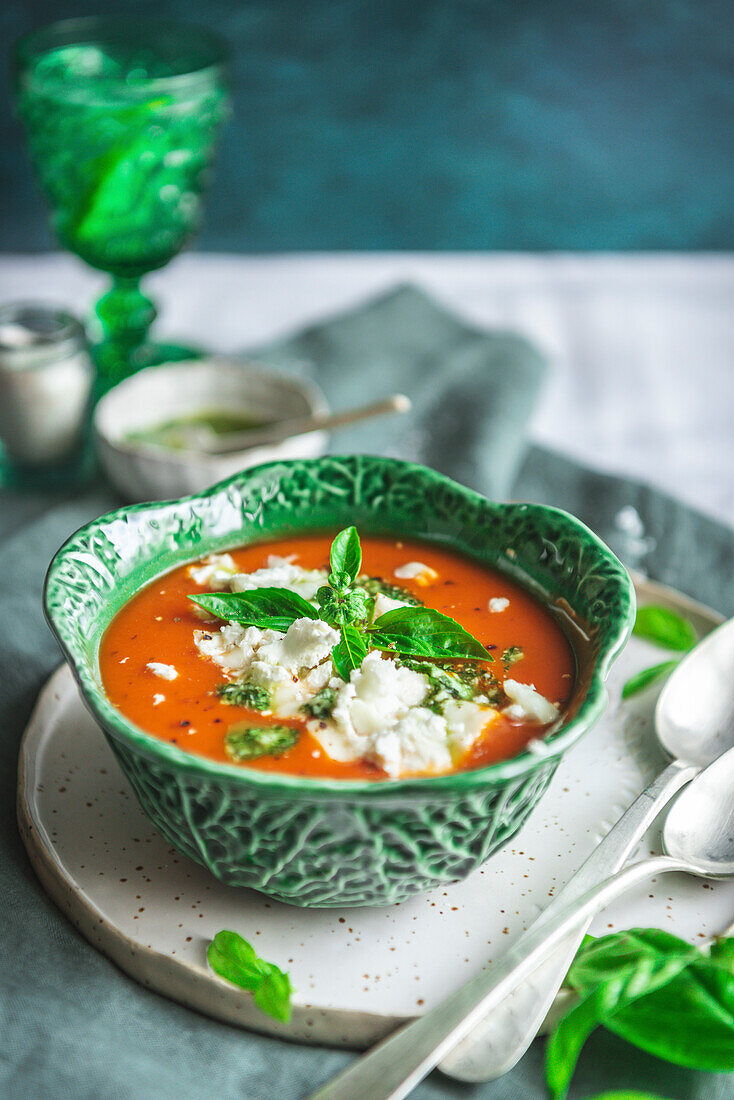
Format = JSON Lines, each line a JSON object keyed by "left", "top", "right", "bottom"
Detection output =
{"left": 44, "top": 456, "right": 635, "bottom": 797}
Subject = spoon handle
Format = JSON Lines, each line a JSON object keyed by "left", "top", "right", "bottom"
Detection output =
{"left": 205, "top": 394, "right": 411, "bottom": 454}
{"left": 439, "top": 757, "right": 699, "bottom": 1081}
{"left": 308, "top": 855, "right": 684, "bottom": 1100}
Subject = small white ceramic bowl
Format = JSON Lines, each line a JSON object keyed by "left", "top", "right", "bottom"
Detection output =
{"left": 94, "top": 358, "right": 329, "bottom": 501}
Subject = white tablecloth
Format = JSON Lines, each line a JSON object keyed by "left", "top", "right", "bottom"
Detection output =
{"left": 2, "top": 252, "right": 732, "bottom": 525}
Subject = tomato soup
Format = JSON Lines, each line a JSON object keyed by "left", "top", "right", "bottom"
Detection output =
{"left": 100, "top": 534, "right": 575, "bottom": 780}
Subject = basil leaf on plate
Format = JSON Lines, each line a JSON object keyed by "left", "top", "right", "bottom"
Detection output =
{"left": 545, "top": 929, "right": 734, "bottom": 1100}
{"left": 621, "top": 659, "right": 680, "bottom": 700}
{"left": 225, "top": 723, "right": 299, "bottom": 760}
{"left": 633, "top": 606, "right": 697, "bottom": 652}
{"left": 189, "top": 587, "right": 318, "bottom": 631}
{"left": 329, "top": 526, "right": 362, "bottom": 584}
{"left": 370, "top": 606, "right": 493, "bottom": 661}
{"left": 207, "top": 929, "right": 264, "bottom": 991}
{"left": 254, "top": 965, "right": 294, "bottom": 1024}
{"left": 332, "top": 623, "right": 369, "bottom": 680}
{"left": 207, "top": 930, "right": 293, "bottom": 1023}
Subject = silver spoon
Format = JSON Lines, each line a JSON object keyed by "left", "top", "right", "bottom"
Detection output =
{"left": 439, "top": 611, "right": 734, "bottom": 1081}
{"left": 195, "top": 393, "right": 411, "bottom": 454}
{"left": 308, "top": 746, "right": 734, "bottom": 1100}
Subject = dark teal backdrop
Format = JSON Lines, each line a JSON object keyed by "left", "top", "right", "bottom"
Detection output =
{"left": 4, "top": 0, "right": 734, "bottom": 251}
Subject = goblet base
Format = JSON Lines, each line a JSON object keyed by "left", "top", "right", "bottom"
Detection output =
{"left": 0, "top": 440, "right": 95, "bottom": 492}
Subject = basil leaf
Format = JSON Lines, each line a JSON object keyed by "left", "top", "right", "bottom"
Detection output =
{"left": 621, "top": 659, "right": 680, "bottom": 700}
{"left": 225, "top": 723, "right": 299, "bottom": 760}
{"left": 585, "top": 1094, "right": 674, "bottom": 1100}
{"left": 189, "top": 587, "right": 318, "bottom": 631}
{"left": 330, "top": 526, "right": 362, "bottom": 584}
{"left": 546, "top": 929, "right": 734, "bottom": 1099}
{"left": 332, "top": 624, "right": 368, "bottom": 680}
{"left": 207, "top": 930, "right": 266, "bottom": 992}
{"left": 254, "top": 964, "right": 294, "bottom": 1024}
{"left": 207, "top": 930, "right": 293, "bottom": 1023}
{"left": 606, "top": 937, "right": 734, "bottom": 1072}
{"left": 370, "top": 606, "right": 493, "bottom": 661}
{"left": 633, "top": 606, "right": 697, "bottom": 652}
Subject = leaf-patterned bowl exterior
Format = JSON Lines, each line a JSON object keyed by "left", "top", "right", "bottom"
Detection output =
{"left": 44, "top": 456, "right": 635, "bottom": 907}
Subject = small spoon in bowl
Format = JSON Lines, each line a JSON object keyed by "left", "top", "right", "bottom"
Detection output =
{"left": 196, "top": 393, "right": 411, "bottom": 454}
{"left": 440, "top": 611, "right": 734, "bottom": 1082}
{"left": 309, "top": 746, "right": 734, "bottom": 1100}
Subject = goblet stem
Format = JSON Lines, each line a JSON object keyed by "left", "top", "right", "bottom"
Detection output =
{"left": 93, "top": 276, "right": 157, "bottom": 396}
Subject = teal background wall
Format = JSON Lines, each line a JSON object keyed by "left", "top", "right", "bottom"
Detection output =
{"left": 4, "top": 0, "right": 734, "bottom": 251}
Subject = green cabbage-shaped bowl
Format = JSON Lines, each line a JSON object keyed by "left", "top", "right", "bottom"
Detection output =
{"left": 44, "top": 455, "right": 635, "bottom": 907}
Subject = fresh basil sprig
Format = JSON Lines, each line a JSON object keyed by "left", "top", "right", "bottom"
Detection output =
{"left": 189, "top": 527, "right": 494, "bottom": 679}
{"left": 621, "top": 606, "right": 697, "bottom": 700}
{"left": 546, "top": 928, "right": 734, "bottom": 1099}
{"left": 207, "top": 930, "right": 293, "bottom": 1023}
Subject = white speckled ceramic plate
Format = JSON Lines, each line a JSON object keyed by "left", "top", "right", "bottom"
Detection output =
{"left": 18, "top": 577, "right": 734, "bottom": 1049}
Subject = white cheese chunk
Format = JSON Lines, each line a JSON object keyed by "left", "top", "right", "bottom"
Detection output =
{"left": 393, "top": 561, "right": 439, "bottom": 585}
{"left": 153, "top": 693, "right": 165, "bottom": 706}
{"left": 372, "top": 709, "right": 452, "bottom": 777}
{"left": 488, "top": 597, "right": 509, "bottom": 612}
{"left": 146, "top": 661, "right": 178, "bottom": 681}
{"left": 373, "top": 592, "right": 410, "bottom": 617}
{"left": 443, "top": 700, "right": 497, "bottom": 756}
{"left": 503, "top": 679, "right": 559, "bottom": 724}
{"left": 230, "top": 559, "right": 326, "bottom": 602}
{"left": 259, "top": 617, "right": 340, "bottom": 673}
{"left": 188, "top": 553, "right": 238, "bottom": 587}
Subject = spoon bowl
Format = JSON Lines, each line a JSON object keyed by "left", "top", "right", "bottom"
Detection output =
{"left": 663, "top": 749, "right": 734, "bottom": 877}
{"left": 656, "top": 615, "right": 734, "bottom": 766}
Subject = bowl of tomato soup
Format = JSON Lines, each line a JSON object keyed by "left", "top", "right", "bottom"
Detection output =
{"left": 45, "top": 455, "right": 635, "bottom": 907}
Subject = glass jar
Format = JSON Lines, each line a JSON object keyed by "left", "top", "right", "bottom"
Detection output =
{"left": 0, "top": 303, "right": 93, "bottom": 485}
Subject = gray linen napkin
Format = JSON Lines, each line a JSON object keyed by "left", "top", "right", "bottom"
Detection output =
{"left": 0, "top": 286, "right": 730, "bottom": 1100}
{"left": 252, "top": 283, "right": 546, "bottom": 500}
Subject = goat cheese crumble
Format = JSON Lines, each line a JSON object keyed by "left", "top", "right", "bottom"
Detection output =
{"left": 147, "top": 661, "right": 178, "bottom": 681}
{"left": 393, "top": 560, "right": 439, "bottom": 585}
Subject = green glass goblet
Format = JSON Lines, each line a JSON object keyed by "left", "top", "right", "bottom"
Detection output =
{"left": 13, "top": 17, "right": 229, "bottom": 395}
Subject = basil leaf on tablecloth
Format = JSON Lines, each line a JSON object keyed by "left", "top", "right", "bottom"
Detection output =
{"left": 546, "top": 929, "right": 734, "bottom": 1099}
